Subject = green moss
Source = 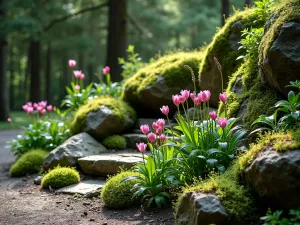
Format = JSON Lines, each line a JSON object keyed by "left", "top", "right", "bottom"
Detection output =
{"left": 41, "top": 166, "right": 80, "bottom": 189}
{"left": 10, "top": 149, "right": 48, "bottom": 177}
{"left": 102, "top": 135, "right": 127, "bottom": 150}
{"left": 70, "top": 96, "right": 136, "bottom": 135}
{"left": 101, "top": 171, "right": 141, "bottom": 209}
{"left": 122, "top": 51, "right": 203, "bottom": 104}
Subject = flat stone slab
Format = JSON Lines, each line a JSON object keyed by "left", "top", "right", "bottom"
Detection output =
{"left": 56, "top": 180, "right": 106, "bottom": 196}
{"left": 78, "top": 153, "right": 143, "bottom": 177}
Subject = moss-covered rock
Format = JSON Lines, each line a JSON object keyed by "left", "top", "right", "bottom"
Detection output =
{"left": 70, "top": 96, "right": 136, "bottom": 138}
{"left": 41, "top": 166, "right": 80, "bottom": 189}
{"left": 259, "top": 0, "right": 300, "bottom": 95}
{"left": 122, "top": 51, "right": 203, "bottom": 117}
{"left": 199, "top": 8, "right": 263, "bottom": 107}
{"left": 101, "top": 171, "right": 140, "bottom": 209}
{"left": 101, "top": 135, "right": 127, "bottom": 150}
{"left": 10, "top": 149, "right": 48, "bottom": 177}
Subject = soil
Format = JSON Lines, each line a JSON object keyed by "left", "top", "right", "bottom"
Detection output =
{"left": 0, "top": 130, "right": 175, "bottom": 225}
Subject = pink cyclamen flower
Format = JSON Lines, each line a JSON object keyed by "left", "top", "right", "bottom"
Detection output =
{"left": 103, "top": 66, "right": 110, "bottom": 75}
{"left": 172, "top": 95, "right": 181, "bottom": 106}
{"left": 40, "top": 109, "right": 46, "bottom": 115}
{"left": 152, "top": 122, "right": 159, "bottom": 130}
{"left": 160, "top": 105, "right": 169, "bottom": 116}
{"left": 193, "top": 97, "right": 201, "bottom": 105}
{"left": 160, "top": 134, "right": 166, "bottom": 142}
{"left": 79, "top": 73, "right": 85, "bottom": 80}
{"left": 147, "top": 132, "right": 156, "bottom": 143}
{"left": 7, "top": 118, "right": 12, "bottom": 123}
{"left": 190, "top": 92, "right": 196, "bottom": 100}
{"left": 27, "top": 107, "right": 34, "bottom": 114}
{"left": 47, "top": 105, "right": 53, "bottom": 112}
{"left": 218, "top": 118, "right": 228, "bottom": 128}
{"left": 75, "top": 85, "right": 80, "bottom": 91}
{"left": 68, "top": 59, "right": 76, "bottom": 68}
{"left": 136, "top": 143, "right": 147, "bottom": 153}
{"left": 209, "top": 111, "right": 217, "bottom": 120}
{"left": 156, "top": 119, "right": 165, "bottom": 128}
{"left": 156, "top": 127, "right": 163, "bottom": 135}
{"left": 219, "top": 92, "right": 227, "bottom": 103}
{"left": 180, "top": 90, "right": 190, "bottom": 101}
{"left": 73, "top": 70, "right": 82, "bottom": 79}
{"left": 140, "top": 124, "right": 150, "bottom": 134}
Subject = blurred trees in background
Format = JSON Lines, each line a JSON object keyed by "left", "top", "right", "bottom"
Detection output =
{"left": 0, "top": 0, "right": 247, "bottom": 119}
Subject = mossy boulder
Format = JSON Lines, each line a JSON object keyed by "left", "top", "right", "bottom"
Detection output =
{"left": 101, "top": 135, "right": 127, "bottom": 150}
{"left": 101, "top": 171, "right": 140, "bottom": 209}
{"left": 259, "top": 0, "right": 300, "bottom": 96}
{"left": 199, "top": 9, "right": 262, "bottom": 107}
{"left": 70, "top": 96, "right": 136, "bottom": 139}
{"left": 122, "top": 51, "right": 203, "bottom": 117}
{"left": 41, "top": 166, "right": 80, "bottom": 189}
{"left": 10, "top": 149, "right": 48, "bottom": 177}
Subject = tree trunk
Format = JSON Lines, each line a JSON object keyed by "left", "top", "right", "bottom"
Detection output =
{"left": 9, "top": 45, "right": 14, "bottom": 110}
{"left": 244, "top": 0, "right": 251, "bottom": 6}
{"left": 45, "top": 43, "right": 52, "bottom": 103}
{"left": 106, "top": 0, "right": 127, "bottom": 82}
{"left": 0, "top": 0, "right": 9, "bottom": 121}
{"left": 60, "top": 55, "right": 68, "bottom": 101}
{"left": 221, "top": 0, "right": 230, "bottom": 26}
{"left": 29, "top": 40, "right": 41, "bottom": 102}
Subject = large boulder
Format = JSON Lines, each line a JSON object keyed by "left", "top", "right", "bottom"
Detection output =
{"left": 43, "top": 133, "right": 108, "bottom": 170}
{"left": 176, "top": 192, "right": 228, "bottom": 225}
{"left": 259, "top": 0, "right": 300, "bottom": 95}
{"left": 70, "top": 96, "right": 136, "bottom": 139}
{"left": 122, "top": 52, "right": 203, "bottom": 117}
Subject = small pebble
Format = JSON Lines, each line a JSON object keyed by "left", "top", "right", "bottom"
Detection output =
{"left": 90, "top": 218, "right": 95, "bottom": 221}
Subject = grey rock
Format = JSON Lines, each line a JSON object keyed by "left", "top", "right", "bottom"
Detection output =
{"left": 43, "top": 133, "right": 108, "bottom": 170}
{"left": 176, "top": 192, "right": 228, "bottom": 225}
{"left": 229, "top": 21, "right": 245, "bottom": 50}
{"left": 78, "top": 153, "right": 143, "bottom": 177}
{"left": 34, "top": 176, "right": 43, "bottom": 185}
{"left": 56, "top": 180, "right": 106, "bottom": 196}
{"left": 123, "top": 134, "right": 147, "bottom": 148}
{"left": 231, "top": 75, "right": 243, "bottom": 96}
{"left": 135, "top": 118, "right": 160, "bottom": 129}
{"left": 84, "top": 105, "right": 135, "bottom": 138}
{"left": 260, "top": 22, "right": 300, "bottom": 95}
{"left": 244, "top": 148, "right": 300, "bottom": 210}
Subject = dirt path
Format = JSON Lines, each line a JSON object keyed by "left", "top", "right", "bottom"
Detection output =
{"left": 0, "top": 130, "right": 175, "bottom": 225}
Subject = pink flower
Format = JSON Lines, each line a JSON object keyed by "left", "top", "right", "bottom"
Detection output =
{"left": 218, "top": 118, "right": 228, "bottom": 128}
{"left": 39, "top": 101, "right": 47, "bottom": 108}
{"left": 33, "top": 103, "right": 38, "bottom": 109}
{"left": 190, "top": 92, "right": 196, "bottom": 100}
{"left": 172, "top": 95, "right": 181, "bottom": 106}
{"left": 152, "top": 122, "right": 159, "bottom": 130}
{"left": 103, "top": 66, "right": 110, "bottom": 75}
{"left": 180, "top": 90, "right": 190, "bottom": 101}
{"left": 69, "top": 59, "right": 76, "bottom": 68}
{"left": 79, "top": 73, "right": 85, "bottom": 80}
{"left": 27, "top": 102, "right": 32, "bottom": 107}
{"left": 209, "top": 111, "right": 217, "bottom": 120}
{"left": 27, "top": 107, "right": 34, "bottom": 114}
{"left": 204, "top": 90, "right": 211, "bottom": 101}
{"left": 136, "top": 143, "right": 147, "bottom": 153}
{"left": 200, "top": 90, "right": 211, "bottom": 102}
{"left": 160, "top": 105, "right": 169, "bottom": 116}
{"left": 22, "top": 105, "right": 28, "bottom": 112}
{"left": 47, "top": 105, "right": 53, "bottom": 112}
{"left": 156, "top": 119, "right": 165, "bottom": 128}
{"left": 75, "top": 85, "right": 80, "bottom": 91}
{"left": 140, "top": 124, "right": 150, "bottom": 134}
{"left": 156, "top": 127, "right": 163, "bottom": 135}
{"left": 179, "top": 95, "right": 185, "bottom": 104}
{"left": 37, "top": 106, "right": 43, "bottom": 112}
{"left": 219, "top": 92, "right": 227, "bottom": 103}
{"left": 160, "top": 134, "right": 166, "bottom": 142}
{"left": 7, "top": 118, "right": 12, "bottom": 123}
{"left": 73, "top": 70, "right": 82, "bottom": 79}
{"left": 40, "top": 109, "right": 46, "bottom": 115}
{"left": 147, "top": 132, "right": 156, "bottom": 143}
{"left": 193, "top": 97, "right": 201, "bottom": 105}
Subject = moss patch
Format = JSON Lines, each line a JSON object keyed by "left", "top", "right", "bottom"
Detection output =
{"left": 102, "top": 135, "right": 127, "bottom": 150}
{"left": 101, "top": 171, "right": 141, "bottom": 209}
{"left": 10, "top": 149, "right": 48, "bottom": 177}
{"left": 41, "top": 166, "right": 80, "bottom": 189}
{"left": 70, "top": 96, "right": 136, "bottom": 135}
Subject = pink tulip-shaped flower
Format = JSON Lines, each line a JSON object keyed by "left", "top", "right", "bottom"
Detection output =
{"left": 37, "top": 106, "right": 43, "bottom": 112}
{"left": 156, "top": 127, "right": 163, "bottom": 135}
{"left": 204, "top": 90, "right": 211, "bottom": 101}
{"left": 22, "top": 105, "right": 28, "bottom": 112}
{"left": 179, "top": 95, "right": 185, "bottom": 104}
{"left": 180, "top": 90, "right": 190, "bottom": 101}
{"left": 218, "top": 118, "right": 228, "bottom": 128}
{"left": 75, "top": 85, "right": 80, "bottom": 91}
{"left": 68, "top": 59, "right": 76, "bottom": 68}
{"left": 193, "top": 97, "right": 201, "bottom": 105}
{"left": 103, "top": 66, "right": 110, "bottom": 75}
{"left": 140, "top": 124, "right": 150, "bottom": 134}
{"left": 152, "top": 122, "right": 159, "bottom": 130}
{"left": 27, "top": 107, "right": 34, "bottom": 114}
{"left": 80, "top": 73, "right": 85, "bottom": 80}
{"left": 209, "top": 111, "right": 217, "bottom": 120}
{"left": 172, "top": 95, "right": 181, "bottom": 106}
{"left": 40, "top": 109, "right": 46, "bottom": 115}
{"left": 157, "top": 119, "right": 165, "bottom": 128}
{"left": 33, "top": 103, "right": 38, "bottom": 109}
{"left": 73, "top": 70, "right": 82, "bottom": 79}
{"left": 190, "top": 92, "right": 196, "bottom": 100}
{"left": 27, "top": 102, "right": 32, "bottom": 107}
{"left": 160, "top": 105, "right": 169, "bottom": 116}
{"left": 7, "top": 118, "right": 12, "bottom": 123}
{"left": 147, "top": 132, "right": 156, "bottom": 143}
{"left": 136, "top": 143, "right": 147, "bottom": 153}
{"left": 160, "top": 134, "right": 166, "bottom": 142}
{"left": 219, "top": 92, "right": 227, "bottom": 103}
{"left": 47, "top": 105, "right": 53, "bottom": 112}
{"left": 39, "top": 101, "right": 47, "bottom": 108}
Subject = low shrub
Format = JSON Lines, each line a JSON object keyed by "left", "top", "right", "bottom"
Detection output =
{"left": 101, "top": 171, "right": 141, "bottom": 209}
{"left": 10, "top": 149, "right": 48, "bottom": 177}
{"left": 102, "top": 135, "right": 127, "bottom": 149}
{"left": 41, "top": 166, "right": 80, "bottom": 189}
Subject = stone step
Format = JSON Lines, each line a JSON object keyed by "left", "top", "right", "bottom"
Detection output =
{"left": 78, "top": 153, "right": 144, "bottom": 177}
